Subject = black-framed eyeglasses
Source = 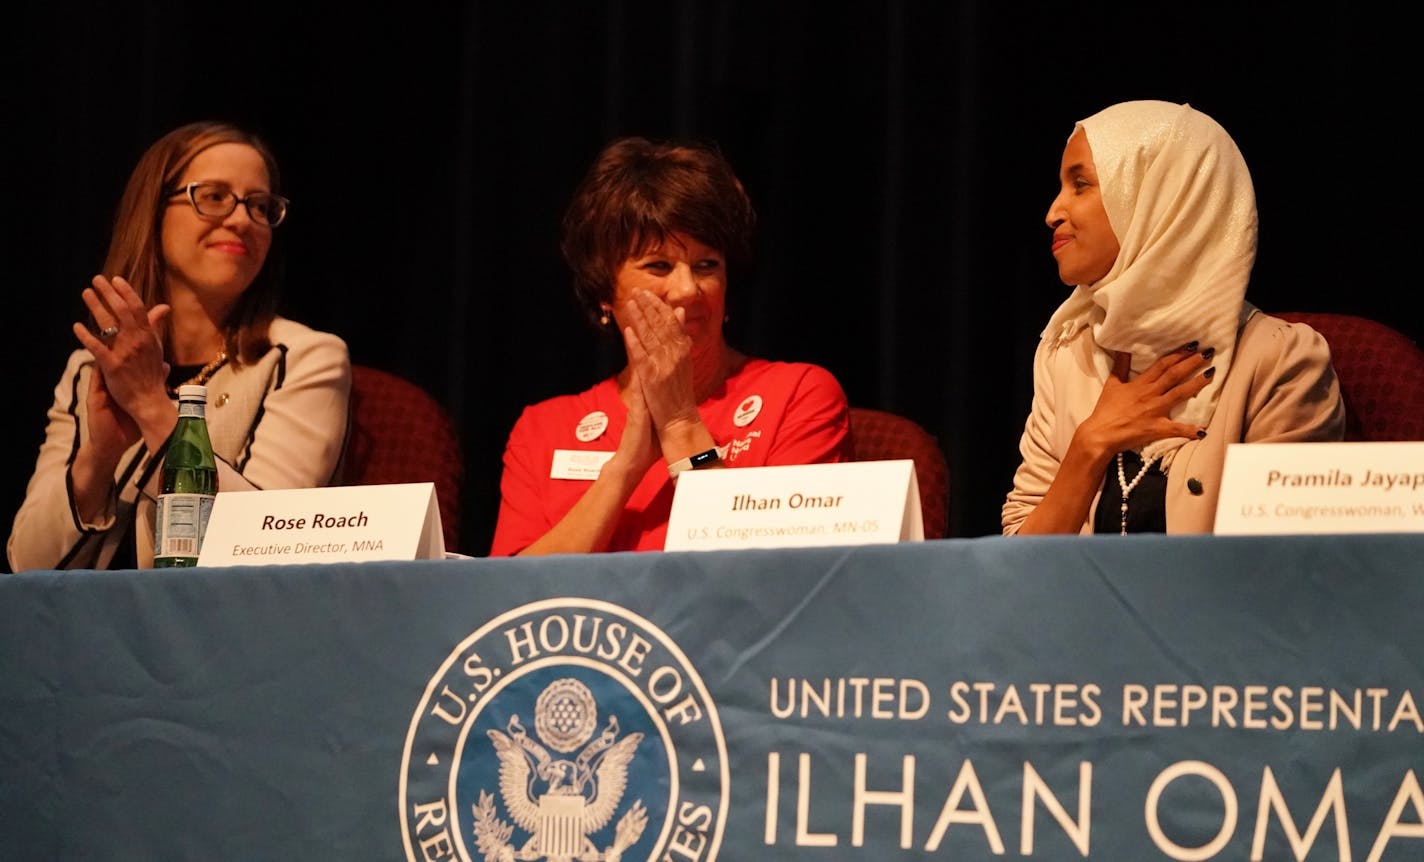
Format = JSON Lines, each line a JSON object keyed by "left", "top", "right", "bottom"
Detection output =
{"left": 169, "top": 181, "right": 290, "bottom": 227}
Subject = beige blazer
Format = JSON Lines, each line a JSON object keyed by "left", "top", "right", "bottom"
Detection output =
{"left": 7, "top": 318, "right": 351, "bottom": 571}
{"left": 1003, "top": 310, "right": 1345, "bottom": 535}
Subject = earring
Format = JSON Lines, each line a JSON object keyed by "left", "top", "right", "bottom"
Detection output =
{"left": 599, "top": 307, "right": 612, "bottom": 327}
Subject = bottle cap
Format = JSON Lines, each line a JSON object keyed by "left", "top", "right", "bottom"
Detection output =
{"left": 177, "top": 384, "right": 208, "bottom": 401}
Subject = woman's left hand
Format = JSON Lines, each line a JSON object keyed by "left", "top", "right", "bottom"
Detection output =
{"left": 84, "top": 363, "right": 141, "bottom": 454}
{"left": 620, "top": 289, "right": 701, "bottom": 433}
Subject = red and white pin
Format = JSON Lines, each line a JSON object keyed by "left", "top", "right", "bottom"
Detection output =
{"left": 733, "top": 395, "right": 762, "bottom": 427}
{"left": 575, "top": 410, "right": 609, "bottom": 442}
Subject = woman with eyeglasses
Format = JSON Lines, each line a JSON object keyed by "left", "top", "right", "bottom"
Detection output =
{"left": 489, "top": 136, "right": 851, "bottom": 555}
{"left": 7, "top": 121, "right": 351, "bottom": 570}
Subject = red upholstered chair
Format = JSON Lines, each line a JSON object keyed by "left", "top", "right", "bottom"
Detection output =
{"left": 343, "top": 365, "right": 463, "bottom": 551}
{"left": 1274, "top": 312, "right": 1424, "bottom": 441}
{"left": 846, "top": 407, "right": 950, "bottom": 539}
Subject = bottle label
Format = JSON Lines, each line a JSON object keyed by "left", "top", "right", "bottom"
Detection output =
{"left": 154, "top": 492, "right": 216, "bottom": 562}
{"left": 177, "top": 401, "right": 206, "bottom": 420}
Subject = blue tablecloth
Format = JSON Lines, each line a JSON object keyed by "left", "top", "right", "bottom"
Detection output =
{"left": 3, "top": 534, "right": 1421, "bottom": 860}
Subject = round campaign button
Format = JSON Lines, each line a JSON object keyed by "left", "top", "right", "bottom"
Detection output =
{"left": 733, "top": 395, "right": 762, "bottom": 427}
{"left": 575, "top": 411, "right": 609, "bottom": 442}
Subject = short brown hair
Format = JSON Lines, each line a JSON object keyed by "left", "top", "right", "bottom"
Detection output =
{"left": 102, "top": 121, "right": 284, "bottom": 365}
{"left": 560, "top": 137, "right": 756, "bottom": 327}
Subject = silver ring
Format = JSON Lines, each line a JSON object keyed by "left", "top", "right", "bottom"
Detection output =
{"left": 99, "top": 326, "right": 120, "bottom": 339}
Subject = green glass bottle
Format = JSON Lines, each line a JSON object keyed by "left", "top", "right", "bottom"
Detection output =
{"left": 153, "top": 384, "right": 218, "bottom": 568}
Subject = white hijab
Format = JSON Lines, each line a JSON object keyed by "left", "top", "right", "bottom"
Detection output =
{"left": 1041, "top": 100, "right": 1257, "bottom": 465}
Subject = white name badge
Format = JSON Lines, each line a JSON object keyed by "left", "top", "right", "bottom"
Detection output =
{"left": 1215, "top": 442, "right": 1424, "bottom": 535}
{"left": 664, "top": 459, "right": 922, "bottom": 552}
{"left": 550, "top": 449, "right": 615, "bottom": 480}
{"left": 197, "top": 482, "right": 444, "bottom": 566}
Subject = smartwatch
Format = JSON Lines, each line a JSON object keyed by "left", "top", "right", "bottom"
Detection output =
{"left": 668, "top": 446, "right": 726, "bottom": 479}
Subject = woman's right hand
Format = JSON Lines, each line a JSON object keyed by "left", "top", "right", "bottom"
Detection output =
{"left": 514, "top": 371, "right": 661, "bottom": 557}
{"left": 71, "top": 275, "right": 174, "bottom": 453}
{"left": 609, "top": 369, "right": 661, "bottom": 478}
{"left": 66, "top": 276, "right": 175, "bottom": 521}
{"left": 1073, "top": 345, "right": 1214, "bottom": 459}
{"left": 1016, "top": 344, "right": 1213, "bottom": 535}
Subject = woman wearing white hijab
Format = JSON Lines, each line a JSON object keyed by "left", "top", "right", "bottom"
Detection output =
{"left": 1003, "top": 100, "right": 1344, "bottom": 535}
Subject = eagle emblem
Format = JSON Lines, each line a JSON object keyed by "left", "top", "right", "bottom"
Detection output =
{"left": 472, "top": 678, "right": 647, "bottom": 862}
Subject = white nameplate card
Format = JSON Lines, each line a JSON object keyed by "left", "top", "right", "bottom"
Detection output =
{"left": 1215, "top": 442, "right": 1424, "bottom": 535}
{"left": 550, "top": 449, "right": 615, "bottom": 480}
{"left": 197, "top": 482, "right": 444, "bottom": 566}
{"left": 664, "top": 459, "right": 922, "bottom": 552}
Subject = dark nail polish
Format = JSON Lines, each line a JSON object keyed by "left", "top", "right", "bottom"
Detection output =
{"left": 1203, "top": 366, "right": 1216, "bottom": 379}
{"left": 1187, "top": 477, "right": 1204, "bottom": 494}
{"left": 1182, "top": 341, "right": 1199, "bottom": 353}
{"left": 1201, "top": 347, "right": 1216, "bottom": 362}
{"left": 1196, "top": 429, "right": 1207, "bottom": 439}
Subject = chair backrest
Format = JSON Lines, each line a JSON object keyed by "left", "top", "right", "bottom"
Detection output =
{"left": 1274, "top": 312, "right": 1424, "bottom": 441}
{"left": 846, "top": 407, "right": 950, "bottom": 539}
{"left": 344, "top": 365, "right": 463, "bottom": 551}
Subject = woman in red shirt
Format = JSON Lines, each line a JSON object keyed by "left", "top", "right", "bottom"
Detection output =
{"left": 490, "top": 137, "right": 850, "bottom": 555}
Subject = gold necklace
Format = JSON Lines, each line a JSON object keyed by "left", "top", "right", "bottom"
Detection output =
{"left": 168, "top": 351, "right": 229, "bottom": 397}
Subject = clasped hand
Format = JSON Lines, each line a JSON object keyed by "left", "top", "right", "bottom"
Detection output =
{"left": 613, "top": 289, "right": 710, "bottom": 471}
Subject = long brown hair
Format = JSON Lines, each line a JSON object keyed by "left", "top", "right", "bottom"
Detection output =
{"left": 102, "top": 121, "right": 284, "bottom": 365}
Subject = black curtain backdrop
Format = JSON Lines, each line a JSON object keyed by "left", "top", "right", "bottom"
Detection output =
{"left": 5, "top": 2, "right": 1413, "bottom": 568}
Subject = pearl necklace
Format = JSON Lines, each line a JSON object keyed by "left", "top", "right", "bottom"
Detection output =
{"left": 1115, "top": 450, "right": 1160, "bottom": 535}
{"left": 168, "top": 351, "right": 229, "bottom": 397}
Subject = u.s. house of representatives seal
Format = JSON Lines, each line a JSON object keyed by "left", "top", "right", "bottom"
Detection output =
{"left": 401, "top": 599, "right": 728, "bottom": 862}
